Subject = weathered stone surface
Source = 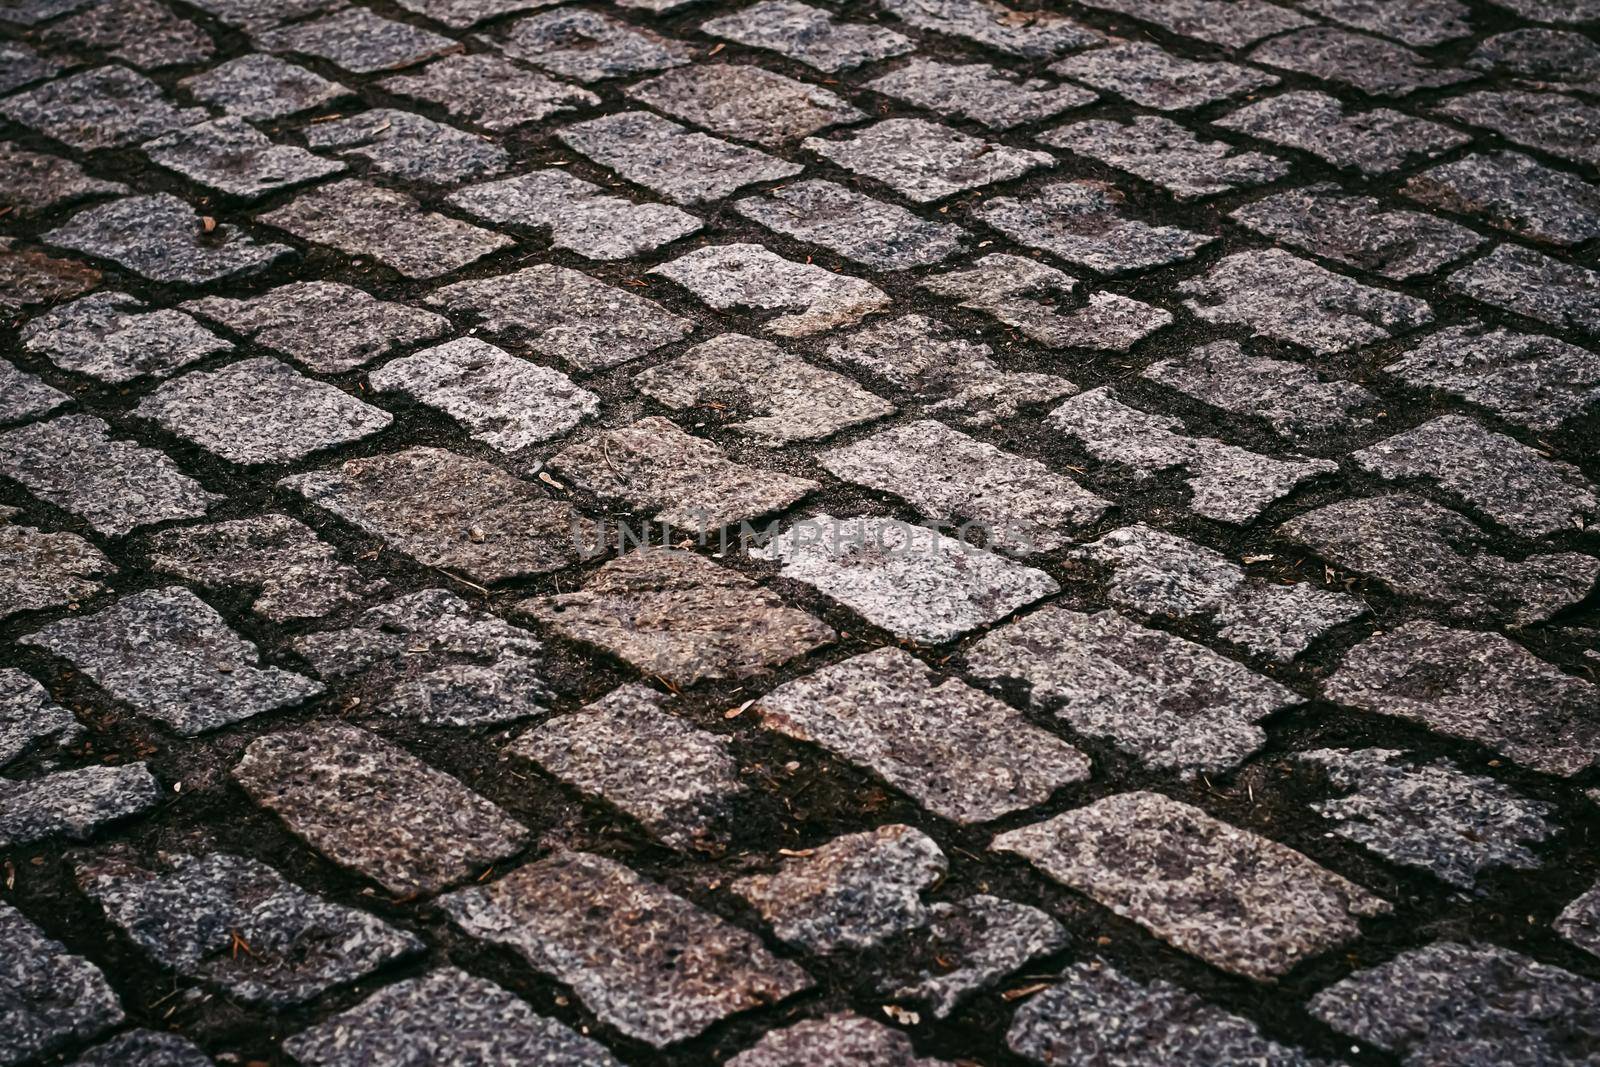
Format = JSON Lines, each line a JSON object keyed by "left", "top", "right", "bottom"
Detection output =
{"left": 0, "top": 902, "right": 123, "bottom": 1066}
{"left": 805, "top": 119, "right": 1053, "bottom": 203}
{"left": 1436, "top": 90, "right": 1600, "bottom": 167}
{"left": 256, "top": 7, "right": 459, "bottom": 73}
{"left": 819, "top": 419, "right": 1109, "bottom": 554}
{"left": 0, "top": 42, "right": 60, "bottom": 93}
{"left": 0, "top": 242, "right": 99, "bottom": 313}
{"left": 1353, "top": 415, "right": 1597, "bottom": 537}
{"left": 0, "top": 144, "right": 124, "bottom": 217}
{"left": 993, "top": 792, "right": 1389, "bottom": 980}
{"left": 42, "top": 0, "right": 213, "bottom": 68}
{"left": 135, "top": 357, "right": 391, "bottom": 466}
{"left": 380, "top": 53, "right": 598, "bottom": 132}
{"left": 1249, "top": 27, "right": 1474, "bottom": 96}
{"left": 180, "top": 54, "right": 345, "bottom": 120}
{"left": 548, "top": 417, "right": 815, "bottom": 531}
{"left": 637, "top": 334, "right": 894, "bottom": 445}
{"left": 0, "top": 415, "right": 220, "bottom": 537}
{"left": 756, "top": 647, "right": 1089, "bottom": 822}
{"left": 145, "top": 514, "right": 378, "bottom": 623}
{"left": 439, "top": 851, "right": 812, "bottom": 1046}
{"left": 981, "top": 182, "right": 1213, "bottom": 275}
{"left": 0, "top": 763, "right": 160, "bottom": 847}
{"left": 1300, "top": 0, "right": 1472, "bottom": 46}
{"left": 512, "top": 684, "right": 745, "bottom": 851}
{"left": 735, "top": 180, "right": 965, "bottom": 271}
{"left": 22, "top": 291, "right": 228, "bottom": 384}
{"left": 1051, "top": 43, "right": 1276, "bottom": 110}
{"left": 1324, "top": 621, "right": 1600, "bottom": 777}
{"left": 185, "top": 281, "right": 449, "bottom": 375}
{"left": 48, "top": 194, "right": 290, "bottom": 285}
{"left": 427, "top": 265, "right": 692, "bottom": 372}
{"left": 1, "top": 66, "right": 205, "bottom": 150}
{"left": 1073, "top": 0, "right": 1311, "bottom": 47}
{"left": 879, "top": 0, "right": 1099, "bottom": 57}
{"left": 1280, "top": 494, "right": 1597, "bottom": 624}
{"left": 0, "top": 520, "right": 114, "bottom": 621}
{"left": 753, "top": 515, "right": 1060, "bottom": 645}
{"left": 448, "top": 170, "right": 700, "bottom": 260}
{"left": 0, "top": 361, "right": 67, "bottom": 427}
{"left": 1489, "top": 0, "right": 1600, "bottom": 20}
{"left": 78, "top": 851, "right": 421, "bottom": 1006}
{"left": 304, "top": 109, "right": 504, "bottom": 186}
{"left": 1556, "top": 883, "right": 1600, "bottom": 959}
{"left": 282, "top": 447, "right": 595, "bottom": 583}
{"left": 68, "top": 1030, "right": 212, "bottom": 1067}
{"left": 0, "top": 670, "right": 83, "bottom": 769}
{"left": 260, "top": 180, "right": 510, "bottom": 279}
{"left": 1049, "top": 389, "right": 1334, "bottom": 524}
{"left": 1451, "top": 243, "right": 1600, "bottom": 336}
{"left": 652, "top": 245, "right": 891, "bottom": 336}
{"left": 867, "top": 60, "right": 1095, "bottom": 130}
{"left": 1231, "top": 184, "right": 1482, "bottom": 280}
{"left": 186, "top": 0, "right": 344, "bottom": 32}
{"left": 1142, "top": 341, "right": 1375, "bottom": 442}
{"left": 1042, "top": 116, "right": 1287, "bottom": 201}
{"left": 701, "top": 1, "right": 913, "bottom": 72}
{"left": 733, "top": 825, "right": 946, "bottom": 953}
{"left": 1385, "top": 322, "right": 1600, "bottom": 431}
{"left": 1216, "top": 90, "right": 1468, "bottom": 175}
{"left": 1007, "top": 960, "right": 1322, "bottom": 1067}
{"left": 371, "top": 338, "right": 598, "bottom": 453}
{"left": 1074, "top": 524, "right": 1366, "bottom": 662}
{"left": 395, "top": 0, "right": 562, "bottom": 28}
{"left": 1296, "top": 747, "right": 1556, "bottom": 889}
{"left": 561, "top": 111, "right": 799, "bottom": 205}
{"left": 1470, "top": 28, "right": 1600, "bottom": 93}
{"left": 283, "top": 967, "right": 624, "bottom": 1067}
{"left": 1405, "top": 151, "right": 1600, "bottom": 247}
{"left": 1179, "top": 248, "right": 1433, "bottom": 354}
{"left": 730, "top": 1013, "right": 951, "bottom": 1066}
{"left": 492, "top": 9, "right": 690, "bottom": 81}
{"left": 1308, "top": 942, "right": 1600, "bottom": 1065}
{"left": 881, "top": 895, "right": 1067, "bottom": 1020}
{"left": 521, "top": 549, "right": 833, "bottom": 686}
{"left": 629, "top": 63, "right": 862, "bottom": 147}
{"left": 823, "top": 314, "right": 1075, "bottom": 426}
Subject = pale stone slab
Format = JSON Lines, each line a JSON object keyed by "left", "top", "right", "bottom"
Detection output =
{"left": 1, "top": 66, "right": 205, "bottom": 150}
{"left": 735, "top": 180, "right": 965, "bottom": 271}
{"left": 144, "top": 116, "right": 345, "bottom": 199}
{"left": 181, "top": 54, "right": 345, "bottom": 120}
{"left": 1142, "top": 341, "right": 1375, "bottom": 442}
{"left": 0, "top": 521, "right": 115, "bottom": 622}
{"left": 867, "top": 60, "right": 1095, "bottom": 130}
{"left": 651, "top": 243, "right": 891, "bottom": 336}
{"left": 731, "top": 1013, "right": 952, "bottom": 1066}
{"left": 1042, "top": 116, "right": 1288, "bottom": 200}
{"left": 559, "top": 111, "right": 800, "bottom": 204}
{"left": 448, "top": 170, "right": 701, "bottom": 260}
{"left": 880, "top": 895, "right": 1067, "bottom": 1020}
{"left": 1217, "top": 90, "right": 1468, "bottom": 175}
{"left": 627, "top": 63, "right": 863, "bottom": 147}
{"left": 47, "top": 194, "right": 290, "bottom": 285}
{"left": 1051, "top": 43, "right": 1276, "bottom": 110}
{"left": 1404, "top": 151, "right": 1600, "bottom": 247}
{"left": 22, "top": 291, "right": 228, "bottom": 384}
{"left": 805, "top": 119, "right": 1053, "bottom": 203}
{"left": 981, "top": 181, "right": 1213, "bottom": 275}
{"left": 0, "top": 361, "right": 67, "bottom": 427}
{"left": 256, "top": 7, "right": 460, "bottom": 73}
{"left": 0, "top": 763, "right": 160, "bottom": 848}
{"left": 491, "top": 9, "right": 690, "bottom": 81}
{"left": 1249, "top": 27, "right": 1474, "bottom": 96}
{"left": 380, "top": 54, "right": 598, "bottom": 131}
{"left": 701, "top": 1, "right": 913, "bottom": 72}
{"left": 1450, "top": 243, "right": 1600, "bottom": 337}
{"left": 0, "top": 903, "right": 123, "bottom": 1066}
{"left": 1073, "top": 0, "right": 1311, "bottom": 47}
{"left": 304, "top": 109, "right": 506, "bottom": 186}
{"left": 0, "top": 143, "right": 124, "bottom": 217}
{"left": 0, "top": 669, "right": 83, "bottom": 769}
{"left": 1556, "top": 883, "right": 1600, "bottom": 959}
{"left": 878, "top": 0, "right": 1100, "bottom": 57}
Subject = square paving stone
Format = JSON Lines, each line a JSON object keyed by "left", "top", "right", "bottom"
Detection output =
{"left": 806, "top": 119, "right": 1053, "bottom": 204}
{"left": 235, "top": 722, "right": 529, "bottom": 896}
{"left": 520, "top": 549, "right": 834, "bottom": 687}
{"left": 380, "top": 54, "right": 599, "bottom": 132}
{"left": 651, "top": 244, "right": 891, "bottom": 336}
{"left": 627, "top": 63, "right": 863, "bottom": 147}
{"left": 281, "top": 447, "right": 597, "bottom": 583}
{"left": 0, "top": 66, "right": 207, "bottom": 150}
{"left": 259, "top": 179, "right": 511, "bottom": 279}
{"left": 0, "top": 415, "right": 221, "bottom": 536}
{"left": 283, "top": 967, "right": 625, "bottom": 1067}
{"left": 22, "top": 291, "right": 227, "bottom": 385}
{"left": 370, "top": 337, "right": 598, "bottom": 453}
{"left": 490, "top": 8, "right": 690, "bottom": 81}
{"left": 21, "top": 587, "right": 322, "bottom": 735}
{"left": 185, "top": 0, "right": 345, "bottom": 32}
{"left": 755, "top": 647, "right": 1090, "bottom": 823}
{"left": 304, "top": 109, "right": 507, "bottom": 186}
{"left": 510, "top": 683, "right": 747, "bottom": 852}
{"left": 426, "top": 264, "right": 692, "bottom": 371}
{"left": 0, "top": 669, "right": 84, "bottom": 769}
{"left": 395, "top": 0, "right": 564, "bottom": 28}
{"left": 546, "top": 416, "right": 816, "bottom": 532}
{"left": 0, "top": 762, "right": 161, "bottom": 848}
{"left": 183, "top": 281, "right": 449, "bottom": 375}
{"left": 41, "top": 0, "right": 214, "bottom": 70}
{"left": 819, "top": 419, "right": 1109, "bottom": 555}
{"left": 447, "top": 170, "right": 701, "bottom": 260}
{"left": 0, "top": 902, "right": 123, "bottom": 1066}
{"left": 135, "top": 356, "right": 391, "bottom": 466}
{"left": 1249, "top": 27, "right": 1474, "bottom": 96}
{"left": 735, "top": 180, "right": 966, "bottom": 271}
{"left": 143, "top": 116, "right": 345, "bottom": 199}
{"left": 1216, "top": 89, "right": 1468, "bottom": 175}
{"left": 634, "top": 332, "right": 894, "bottom": 445}
{"left": 1178, "top": 248, "right": 1432, "bottom": 354}
{"left": 47, "top": 194, "right": 291, "bottom": 285}
{"left": 0, "top": 361, "right": 67, "bottom": 427}
{"left": 438, "top": 851, "right": 812, "bottom": 1046}
{"left": 1435, "top": 90, "right": 1600, "bottom": 168}
{"left": 731, "top": 1013, "right": 955, "bottom": 1066}
{"left": 77, "top": 851, "right": 422, "bottom": 1006}
{"left": 878, "top": 0, "right": 1100, "bottom": 58}
{"left": 1300, "top": 0, "right": 1472, "bottom": 47}
{"left": 180, "top": 54, "right": 346, "bottom": 120}
{"left": 867, "top": 60, "right": 1096, "bottom": 130}
{"left": 559, "top": 111, "right": 801, "bottom": 205}
{"left": 1449, "top": 243, "right": 1600, "bottom": 337}
{"left": 980, "top": 181, "right": 1212, "bottom": 275}
{"left": 967, "top": 606, "right": 1301, "bottom": 776}
{"left": 1041, "top": 116, "right": 1288, "bottom": 201}
{"left": 0, "top": 519, "right": 114, "bottom": 622}
{"left": 993, "top": 791, "right": 1389, "bottom": 980}
{"left": 0, "top": 144, "right": 125, "bottom": 218}
{"left": 256, "top": 7, "right": 461, "bottom": 73}
{"left": 1404, "top": 151, "right": 1600, "bottom": 248}
{"left": 1051, "top": 43, "right": 1276, "bottom": 110}
{"left": 701, "top": 1, "right": 913, "bottom": 72}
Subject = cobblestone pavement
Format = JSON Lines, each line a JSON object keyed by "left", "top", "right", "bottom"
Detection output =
{"left": 3, "top": 0, "right": 1600, "bottom": 1064}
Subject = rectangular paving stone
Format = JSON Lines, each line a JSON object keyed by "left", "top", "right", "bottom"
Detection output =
{"left": 146, "top": 115, "right": 345, "bottom": 199}
{"left": 750, "top": 514, "right": 1060, "bottom": 644}
{"left": 1469, "top": 29, "right": 1600, "bottom": 94}
{"left": 560, "top": 111, "right": 800, "bottom": 205}
{"left": 22, "top": 291, "right": 228, "bottom": 385}
{"left": 993, "top": 791, "right": 1388, "bottom": 980}
{"left": 0, "top": 415, "right": 221, "bottom": 536}
{"left": 282, "top": 447, "right": 596, "bottom": 583}
{"left": 380, "top": 53, "right": 598, "bottom": 132}
{"left": 1300, "top": 0, "right": 1472, "bottom": 47}
{"left": 878, "top": 0, "right": 1100, "bottom": 57}
{"left": 256, "top": 7, "right": 460, "bottom": 73}
{"left": 1074, "top": 0, "right": 1312, "bottom": 47}
{"left": 0, "top": 144, "right": 125, "bottom": 218}
{"left": 1, "top": 66, "right": 206, "bottom": 150}
{"left": 447, "top": 170, "right": 701, "bottom": 260}
{"left": 867, "top": 60, "right": 1095, "bottom": 130}
{"left": 1041, "top": 115, "right": 1287, "bottom": 201}
{"left": 520, "top": 549, "right": 834, "bottom": 687}
{"left": 1449, "top": 243, "right": 1600, "bottom": 337}
{"left": 42, "top": 0, "right": 213, "bottom": 69}
{"left": 756, "top": 647, "right": 1090, "bottom": 823}
{"left": 0, "top": 669, "right": 83, "bottom": 769}
{"left": 0, "top": 763, "right": 160, "bottom": 848}
{"left": 1051, "top": 43, "right": 1276, "bottom": 110}
{"left": 304, "top": 109, "right": 506, "bottom": 187}
{"left": 701, "top": 1, "right": 913, "bottom": 72}
{"left": 439, "top": 851, "right": 812, "bottom": 1046}
{"left": 0, "top": 519, "right": 114, "bottom": 622}
{"left": 635, "top": 333, "right": 895, "bottom": 444}
{"left": 491, "top": 9, "right": 690, "bottom": 81}
{"left": 0, "top": 902, "right": 123, "bottom": 1066}
{"left": 1249, "top": 27, "right": 1474, "bottom": 96}
{"left": 1216, "top": 89, "right": 1468, "bottom": 175}
{"left": 0, "top": 361, "right": 67, "bottom": 427}
{"left": 48, "top": 194, "right": 290, "bottom": 285}
{"left": 78, "top": 851, "right": 422, "bottom": 1006}
{"left": 180, "top": 54, "right": 346, "bottom": 121}
{"left": 735, "top": 180, "right": 964, "bottom": 271}
{"left": 235, "top": 722, "right": 528, "bottom": 896}
{"left": 186, "top": 0, "right": 345, "bottom": 32}
{"left": 980, "top": 181, "right": 1213, "bottom": 274}
{"left": 1404, "top": 151, "right": 1600, "bottom": 247}
{"left": 628, "top": 63, "right": 863, "bottom": 147}
{"left": 0, "top": 241, "right": 101, "bottom": 313}
{"left": 370, "top": 337, "right": 599, "bottom": 453}
{"left": 655, "top": 244, "right": 892, "bottom": 335}
{"left": 806, "top": 119, "right": 1053, "bottom": 203}
{"left": 1435, "top": 90, "right": 1600, "bottom": 167}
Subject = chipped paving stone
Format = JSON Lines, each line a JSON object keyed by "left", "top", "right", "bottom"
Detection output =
{"left": 0, "top": 902, "right": 123, "bottom": 1065}
{"left": 395, "top": 0, "right": 564, "bottom": 29}
{"left": 256, "top": 7, "right": 460, "bottom": 74}
{"left": 880, "top": 895, "right": 1067, "bottom": 1020}
{"left": 1470, "top": 29, "right": 1600, "bottom": 94}
{"left": 734, "top": 180, "right": 965, "bottom": 271}
{"left": 303, "top": 109, "right": 507, "bottom": 186}
{"left": 0, "top": 42, "right": 61, "bottom": 94}
{"left": 1041, "top": 115, "right": 1288, "bottom": 201}
{"left": 1556, "top": 883, "right": 1600, "bottom": 959}
{"left": 1435, "top": 89, "right": 1600, "bottom": 167}
{"left": 1215, "top": 90, "right": 1469, "bottom": 176}
{"left": 805, "top": 119, "right": 1053, "bottom": 204}
{"left": 179, "top": 54, "right": 346, "bottom": 121}
{"left": 1298, "top": 0, "right": 1473, "bottom": 47}
{"left": 491, "top": 8, "right": 690, "bottom": 81}
{"left": 41, "top": 0, "right": 214, "bottom": 69}
{"left": 1249, "top": 27, "right": 1475, "bottom": 97}
{"left": 447, "top": 170, "right": 701, "bottom": 260}
{"left": 701, "top": 1, "right": 914, "bottom": 73}
{"left": 0, "top": 669, "right": 83, "bottom": 769}
{"left": 379, "top": 53, "right": 599, "bottom": 132}
{"left": 47, "top": 194, "right": 291, "bottom": 285}
{"left": 0, "top": 519, "right": 114, "bottom": 622}
{"left": 877, "top": 0, "right": 1100, "bottom": 58}
{"left": 1050, "top": 43, "right": 1276, "bottom": 111}
{"left": 627, "top": 63, "right": 863, "bottom": 147}
{"left": 0, "top": 66, "right": 207, "bottom": 150}
{"left": 1449, "top": 243, "right": 1600, "bottom": 337}
{"left": 185, "top": 0, "right": 345, "bottom": 32}
{"left": 1072, "top": 0, "right": 1312, "bottom": 48}
{"left": 560, "top": 111, "right": 800, "bottom": 205}
{"left": 0, "top": 763, "right": 161, "bottom": 848}
{"left": 21, "top": 291, "right": 228, "bottom": 384}
{"left": 1404, "top": 151, "right": 1600, "bottom": 248}
{"left": 143, "top": 115, "right": 346, "bottom": 199}
{"left": 651, "top": 244, "right": 891, "bottom": 336}
{"left": 0, "top": 143, "right": 125, "bottom": 217}
{"left": 980, "top": 181, "right": 1213, "bottom": 275}
{"left": 867, "top": 60, "right": 1095, "bottom": 131}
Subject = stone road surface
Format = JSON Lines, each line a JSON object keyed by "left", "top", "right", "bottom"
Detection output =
{"left": 2, "top": 0, "right": 1600, "bottom": 1064}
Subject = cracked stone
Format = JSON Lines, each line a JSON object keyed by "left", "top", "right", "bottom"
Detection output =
{"left": 1435, "top": 90, "right": 1600, "bottom": 167}
{"left": 1404, "top": 151, "right": 1600, "bottom": 247}
{"left": 305, "top": 109, "right": 506, "bottom": 186}
{"left": 1450, "top": 243, "right": 1600, "bottom": 337}
{"left": 701, "top": 1, "right": 913, "bottom": 72}
{"left": 492, "top": 9, "right": 689, "bottom": 81}
{"left": 867, "top": 60, "right": 1095, "bottom": 130}
{"left": 380, "top": 53, "right": 598, "bottom": 132}
{"left": 256, "top": 7, "right": 459, "bottom": 73}
{"left": 736, "top": 180, "right": 965, "bottom": 271}
{"left": 636, "top": 333, "right": 894, "bottom": 445}
{"left": 652, "top": 245, "right": 891, "bottom": 336}
{"left": 878, "top": 0, "right": 1100, "bottom": 58}
{"left": 880, "top": 895, "right": 1067, "bottom": 1020}
{"left": 805, "top": 119, "right": 1053, "bottom": 204}
{"left": 0, "top": 670, "right": 83, "bottom": 770}
{"left": 22, "top": 291, "right": 228, "bottom": 384}
{"left": 520, "top": 549, "right": 834, "bottom": 687}
{"left": 1051, "top": 43, "right": 1276, "bottom": 111}
{"left": 993, "top": 791, "right": 1389, "bottom": 980}
{"left": 20, "top": 586, "right": 322, "bottom": 734}
{"left": 1249, "top": 27, "right": 1474, "bottom": 96}
{"left": 180, "top": 54, "right": 346, "bottom": 120}
{"left": 48, "top": 194, "right": 290, "bottom": 285}
{"left": 981, "top": 182, "right": 1213, "bottom": 274}
{"left": 0, "top": 902, "right": 123, "bottom": 1066}
{"left": 1299, "top": 0, "right": 1473, "bottom": 47}
{"left": 1072, "top": 0, "right": 1312, "bottom": 48}
{"left": 560, "top": 111, "right": 800, "bottom": 205}
{"left": 730, "top": 1013, "right": 952, "bottom": 1066}
{"left": 1216, "top": 90, "right": 1468, "bottom": 175}
{"left": 0, "top": 361, "right": 67, "bottom": 427}
{"left": 0, "top": 763, "right": 160, "bottom": 848}
{"left": 68, "top": 1030, "right": 212, "bottom": 1067}
{"left": 1323, "top": 620, "right": 1600, "bottom": 777}
{"left": 42, "top": 0, "right": 213, "bottom": 69}
{"left": 78, "top": 851, "right": 421, "bottom": 1006}
{"left": 1556, "top": 883, "right": 1600, "bottom": 959}
{"left": 0, "top": 144, "right": 124, "bottom": 217}
{"left": 447, "top": 170, "right": 701, "bottom": 260}
{"left": 370, "top": 338, "right": 599, "bottom": 453}
{"left": 629, "top": 63, "right": 863, "bottom": 147}
{"left": 145, "top": 116, "right": 346, "bottom": 199}
{"left": 396, "top": 0, "right": 563, "bottom": 28}
{"left": 510, "top": 683, "right": 746, "bottom": 851}
{"left": 1470, "top": 29, "right": 1600, "bottom": 94}
{"left": 0, "top": 520, "right": 114, "bottom": 622}
{"left": 755, "top": 647, "right": 1090, "bottom": 822}
{"left": 439, "top": 851, "right": 812, "bottom": 1046}
{"left": 1042, "top": 116, "right": 1287, "bottom": 201}
{"left": 1, "top": 66, "right": 206, "bottom": 150}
